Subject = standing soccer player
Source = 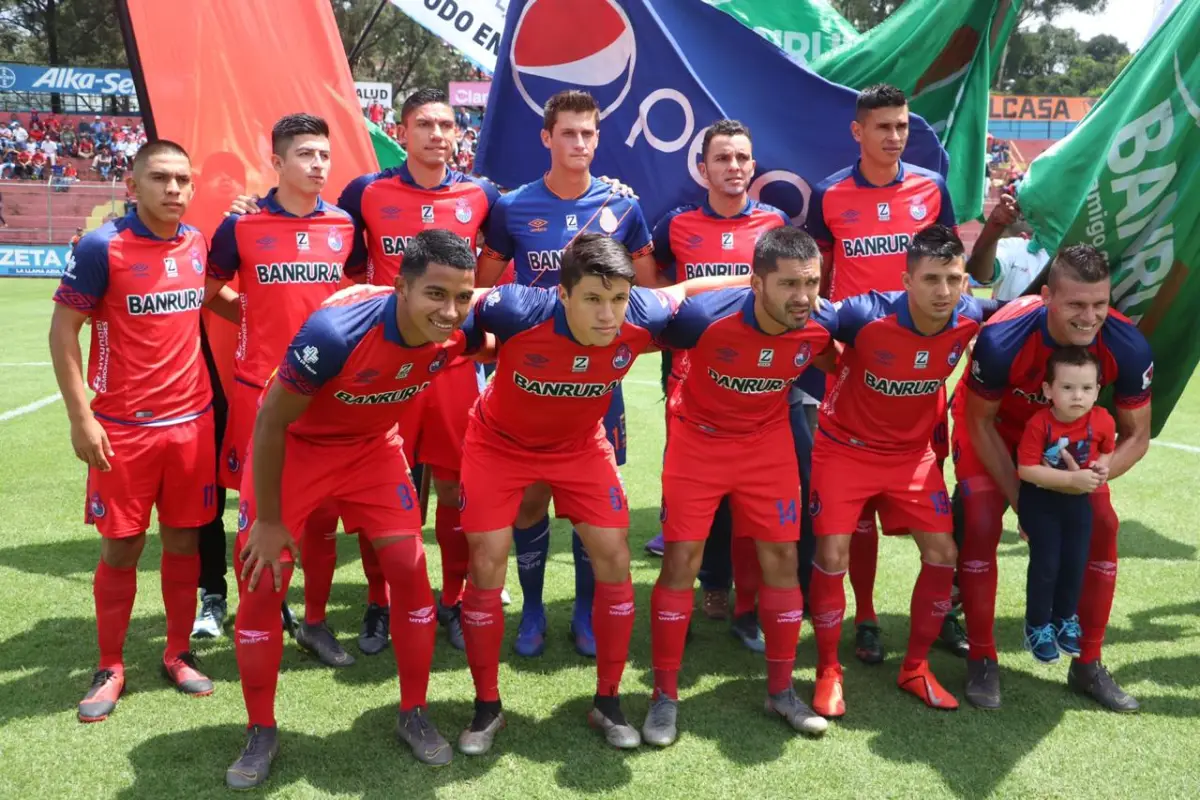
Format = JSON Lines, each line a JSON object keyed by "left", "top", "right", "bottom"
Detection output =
{"left": 805, "top": 226, "right": 998, "bottom": 717}
{"left": 200, "top": 114, "right": 361, "bottom": 666}
{"left": 952, "top": 245, "right": 1152, "bottom": 712}
{"left": 49, "top": 141, "right": 217, "bottom": 722}
{"left": 472, "top": 90, "right": 657, "bottom": 659}
{"left": 225, "top": 231, "right": 486, "bottom": 788}
{"left": 643, "top": 227, "right": 832, "bottom": 746}
{"left": 805, "top": 84, "right": 962, "bottom": 664}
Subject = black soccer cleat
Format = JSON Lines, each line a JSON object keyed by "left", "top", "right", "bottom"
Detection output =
{"left": 226, "top": 725, "right": 280, "bottom": 790}
{"left": 1068, "top": 659, "right": 1139, "bottom": 713}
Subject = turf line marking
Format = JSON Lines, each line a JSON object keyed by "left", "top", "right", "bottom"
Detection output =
{"left": 1153, "top": 440, "right": 1200, "bottom": 454}
{"left": 625, "top": 379, "right": 661, "bottom": 387}
{"left": 0, "top": 361, "right": 52, "bottom": 366}
{"left": 0, "top": 393, "right": 62, "bottom": 422}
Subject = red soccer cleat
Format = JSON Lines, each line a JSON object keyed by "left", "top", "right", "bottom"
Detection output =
{"left": 162, "top": 651, "right": 215, "bottom": 696}
{"left": 78, "top": 668, "right": 125, "bottom": 723}
{"left": 812, "top": 665, "right": 846, "bottom": 718}
{"left": 897, "top": 660, "right": 959, "bottom": 711}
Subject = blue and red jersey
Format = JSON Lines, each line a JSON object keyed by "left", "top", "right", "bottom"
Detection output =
{"left": 1017, "top": 406, "right": 1117, "bottom": 472}
{"left": 806, "top": 160, "right": 955, "bottom": 300}
{"left": 957, "top": 296, "right": 1153, "bottom": 445}
{"left": 821, "top": 291, "right": 995, "bottom": 454}
{"left": 470, "top": 283, "right": 676, "bottom": 450}
{"left": 53, "top": 211, "right": 211, "bottom": 426}
{"left": 277, "top": 285, "right": 482, "bottom": 444}
{"left": 481, "top": 177, "right": 653, "bottom": 287}
{"left": 652, "top": 197, "right": 788, "bottom": 283}
{"left": 337, "top": 163, "right": 499, "bottom": 287}
{"left": 208, "top": 189, "right": 357, "bottom": 389}
{"left": 658, "top": 287, "right": 834, "bottom": 436}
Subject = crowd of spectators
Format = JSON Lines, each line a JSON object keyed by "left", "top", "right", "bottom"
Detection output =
{"left": 0, "top": 112, "right": 147, "bottom": 187}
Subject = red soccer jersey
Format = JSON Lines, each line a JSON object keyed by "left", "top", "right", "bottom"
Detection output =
{"left": 821, "top": 291, "right": 993, "bottom": 454}
{"left": 208, "top": 189, "right": 359, "bottom": 389}
{"left": 53, "top": 212, "right": 211, "bottom": 425}
{"left": 957, "top": 295, "right": 1154, "bottom": 446}
{"left": 1017, "top": 406, "right": 1116, "bottom": 471}
{"left": 658, "top": 287, "right": 834, "bottom": 436}
{"left": 337, "top": 163, "right": 499, "bottom": 287}
{"left": 276, "top": 285, "right": 481, "bottom": 443}
{"left": 806, "top": 160, "right": 956, "bottom": 301}
{"left": 652, "top": 198, "right": 788, "bottom": 283}
{"left": 471, "top": 283, "right": 677, "bottom": 451}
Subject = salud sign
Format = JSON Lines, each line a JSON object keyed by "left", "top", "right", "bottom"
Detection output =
{"left": 449, "top": 81, "right": 491, "bottom": 106}
{"left": 355, "top": 81, "right": 393, "bottom": 109}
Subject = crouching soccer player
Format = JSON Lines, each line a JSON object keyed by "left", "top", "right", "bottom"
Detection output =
{"left": 225, "top": 230, "right": 489, "bottom": 788}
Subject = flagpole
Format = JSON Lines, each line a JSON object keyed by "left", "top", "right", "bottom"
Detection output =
{"left": 348, "top": 0, "right": 390, "bottom": 69}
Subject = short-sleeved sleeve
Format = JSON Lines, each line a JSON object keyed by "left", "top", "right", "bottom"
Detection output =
{"left": 459, "top": 306, "right": 485, "bottom": 354}
{"left": 958, "top": 294, "right": 1004, "bottom": 324}
{"left": 622, "top": 198, "right": 654, "bottom": 259}
{"left": 467, "top": 175, "right": 502, "bottom": 214}
{"left": 804, "top": 182, "right": 833, "bottom": 248}
{"left": 830, "top": 292, "right": 888, "bottom": 347}
{"left": 934, "top": 174, "right": 957, "bottom": 229}
{"left": 1094, "top": 408, "right": 1118, "bottom": 454}
{"left": 1016, "top": 413, "right": 1048, "bottom": 467}
{"left": 206, "top": 214, "right": 241, "bottom": 281}
{"left": 657, "top": 292, "right": 722, "bottom": 350}
{"left": 336, "top": 173, "right": 374, "bottom": 271}
{"left": 625, "top": 286, "right": 678, "bottom": 338}
{"left": 481, "top": 194, "right": 515, "bottom": 260}
{"left": 1103, "top": 316, "right": 1154, "bottom": 409}
{"left": 472, "top": 284, "right": 555, "bottom": 344}
{"left": 53, "top": 231, "right": 109, "bottom": 312}
{"left": 810, "top": 300, "right": 840, "bottom": 342}
{"left": 276, "top": 309, "right": 356, "bottom": 396}
{"left": 965, "top": 326, "right": 1018, "bottom": 401}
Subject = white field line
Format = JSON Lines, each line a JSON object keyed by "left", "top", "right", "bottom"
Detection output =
{"left": 0, "top": 392, "right": 61, "bottom": 422}
{"left": 0, "top": 361, "right": 52, "bottom": 366}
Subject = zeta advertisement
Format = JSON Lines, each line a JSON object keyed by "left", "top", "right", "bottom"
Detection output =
{"left": 0, "top": 63, "right": 135, "bottom": 96}
{"left": 0, "top": 245, "right": 72, "bottom": 278}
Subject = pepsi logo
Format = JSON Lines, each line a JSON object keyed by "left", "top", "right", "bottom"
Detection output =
{"left": 510, "top": 0, "right": 636, "bottom": 120}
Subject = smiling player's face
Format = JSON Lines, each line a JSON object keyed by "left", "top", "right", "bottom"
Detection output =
{"left": 1043, "top": 276, "right": 1110, "bottom": 346}
{"left": 559, "top": 274, "right": 631, "bottom": 347}
{"left": 903, "top": 255, "right": 967, "bottom": 326}
{"left": 753, "top": 257, "right": 821, "bottom": 331}
{"left": 396, "top": 262, "right": 476, "bottom": 345}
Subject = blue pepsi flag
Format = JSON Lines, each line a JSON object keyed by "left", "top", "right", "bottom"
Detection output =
{"left": 477, "top": 0, "right": 949, "bottom": 227}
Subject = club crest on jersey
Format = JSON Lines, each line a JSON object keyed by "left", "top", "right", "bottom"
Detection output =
{"left": 572, "top": 355, "right": 590, "bottom": 373}
{"left": 914, "top": 350, "right": 930, "bottom": 369}
{"left": 163, "top": 257, "right": 178, "bottom": 278}
{"left": 421, "top": 205, "right": 435, "bottom": 224}
{"left": 1142, "top": 363, "right": 1154, "bottom": 390}
{"left": 794, "top": 342, "right": 812, "bottom": 367}
{"left": 565, "top": 213, "right": 578, "bottom": 231}
{"left": 612, "top": 344, "right": 632, "bottom": 370}
{"left": 238, "top": 500, "right": 249, "bottom": 532}
{"left": 89, "top": 492, "right": 106, "bottom": 519}
{"left": 485, "top": 288, "right": 503, "bottom": 306}
{"left": 428, "top": 350, "right": 448, "bottom": 373}
{"left": 190, "top": 248, "right": 204, "bottom": 275}
{"left": 295, "top": 231, "right": 310, "bottom": 251}
{"left": 758, "top": 348, "right": 774, "bottom": 367}
{"left": 455, "top": 198, "right": 473, "bottom": 224}
{"left": 599, "top": 206, "right": 619, "bottom": 234}
{"left": 948, "top": 343, "right": 963, "bottom": 366}
{"left": 327, "top": 229, "right": 344, "bottom": 252}
{"left": 721, "top": 232, "right": 734, "bottom": 250}
{"left": 877, "top": 202, "right": 891, "bottom": 222}
{"left": 226, "top": 447, "right": 240, "bottom": 475}
{"left": 808, "top": 490, "right": 821, "bottom": 518}
{"left": 910, "top": 201, "right": 928, "bottom": 221}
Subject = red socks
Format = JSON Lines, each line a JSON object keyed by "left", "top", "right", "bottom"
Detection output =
{"left": 235, "top": 566, "right": 293, "bottom": 728}
{"left": 301, "top": 530, "right": 337, "bottom": 625}
{"left": 360, "top": 535, "right": 389, "bottom": 608}
{"left": 759, "top": 585, "right": 804, "bottom": 695}
{"left": 849, "top": 515, "right": 878, "bottom": 625}
{"left": 462, "top": 581, "right": 505, "bottom": 702}
{"left": 650, "top": 583, "right": 692, "bottom": 700}
{"left": 594, "top": 578, "right": 635, "bottom": 697}
{"left": 1079, "top": 494, "right": 1120, "bottom": 663}
{"left": 94, "top": 560, "right": 136, "bottom": 672}
{"left": 731, "top": 536, "right": 760, "bottom": 618}
{"left": 904, "top": 561, "right": 955, "bottom": 669}
{"left": 374, "top": 536, "right": 436, "bottom": 711}
{"left": 957, "top": 488, "right": 1006, "bottom": 661}
{"left": 809, "top": 564, "right": 846, "bottom": 670}
{"left": 435, "top": 499, "right": 469, "bottom": 607}
{"left": 160, "top": 551, "right": 199, "bottom": 660}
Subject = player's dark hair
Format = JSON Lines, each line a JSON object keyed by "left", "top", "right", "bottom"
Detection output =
{"left": 1044, "top": 345, "right": 1102, "bottom": 385}
{"left": 543, "top": 90, "right": 600, "bottom": 133}
{"left": 401, "top": 229, "right": 476, "bottom": 280}
{"left": 132, "top": 139, "right": 189, "bottom": 172}
{"left": 906, "top": 224, "right": 965, "bottom": 272}
{"left": 401, "top": 87, "right": 448, "bottom": 125}
{"left": 271, "top": 113, "right": 329, "bottom": 157}
{"left": 753, "top": 227, "right": 819, "bottom": 277}
{"left": 559, "top": 232, "right": 636, "bottom": 292}
{"left": 701, "top": 119, "right": 752, "bottom": 162}
{"left": 1048, "top": 243, "right": 1110, "bottom": 288}
{"left": 856, "top": 83, "right": 907, "bottom": 119}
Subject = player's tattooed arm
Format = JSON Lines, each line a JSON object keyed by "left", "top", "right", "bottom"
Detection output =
{"left": 49, "top": 303, "right": 113, "bottom": 472}
{"left": 965, "top": 390, "right": 1021, "bottom": 508}
{"left": 1107, "top": 403, "right": 1151, "bottom": 482}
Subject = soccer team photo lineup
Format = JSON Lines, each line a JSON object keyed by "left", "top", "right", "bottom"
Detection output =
{"left": 4, "top": 0, "right": 1200, "bottom": 796}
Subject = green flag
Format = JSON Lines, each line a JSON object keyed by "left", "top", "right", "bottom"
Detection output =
{"left": 1017, "top": 0, "right": 1200, "bottom": 436}
{"left": 704, "top": 0, "right": 860, "bottom": 65}
{"left": 812, "top": 0, "right": 1021, "bottom": 222}
{"left": 367, "top": 118, "right": 406, "bottom": 168}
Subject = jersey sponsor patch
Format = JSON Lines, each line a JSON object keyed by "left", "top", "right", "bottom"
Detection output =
{"left": 758, "top": 348, "right": 774, "bottom": 367}
{"left": 296, "top": 231, "right": 310, "bottom": 251}
{"left": 332, "top": 382, "right": 431, "bottom": 405}
{"left": 914, "top": 350, "right": 930, "bottom": 369}
{"left": 512, "top": 371, "right": 619, "bottom": 398}
{"left": 254, "top": 262, "right": 343, "bottom": 284}
{"left": 863, "top": 370, "right": 942, "bottom": 397}
{"left": 683, "top": 262, "right": 750, "bottom": 279}
{"left": 421, "top": 205, "right": 434, "bottom": 223}
{"left": 572, "top": 355, "right": 589, "bottom": 372}
{"left": 707, "top": 367, "right": 798, "bottom": 395}
{"left": 841, "top": 233, "right": 912, "bottom": 259}
{"left": 125, "top": 287, "right": 205, "bottom": 315}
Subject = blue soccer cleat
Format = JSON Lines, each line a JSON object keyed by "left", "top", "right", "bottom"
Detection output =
{"left": 644, "top": 534, "right": 665, "bottom": 557}
{"left": 569, "top": 608, "right": 597, "bottom": 657}
{"left": 513, "top": 606, "right": 547, "bottom": 657}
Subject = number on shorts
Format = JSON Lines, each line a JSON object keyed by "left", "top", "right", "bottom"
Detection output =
{"left": 776, "top": 499, "right": 798, "bottom": 525}
{"left": 609, "top": 486, "right": 625, "bottom": 511}
{"left": 397, "top": 483, "right": 416, "bottom": 511}
{"left": 931, "top": 490, "right": 951, "bottom": 515}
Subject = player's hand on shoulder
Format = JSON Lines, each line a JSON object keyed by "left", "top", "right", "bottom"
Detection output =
{"left": 598, "top": 175, "right": 638, "bottom": 198}
{"left": 240, "top": 519, "right": 300, "bottom": 591}
{"left": 70, "top": 415, "right": 113, "bottom": 471}
{"left": 226, "top": 194, "right": 261, "bottom": 217}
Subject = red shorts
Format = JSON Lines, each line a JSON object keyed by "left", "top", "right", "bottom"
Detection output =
{"left": 85, "top": 411, "right": 217, "bottom": 538}
{"left": 218, "top": 379, "right": 263, "bottom": 490}
{"left": 235, "top": 431, "right": 422, "bottom": 562}
{"left": 661, "top": 419, "right": 800, "bottom": 544}
{"left": 459, "top": 413, "right": 628, "bottom": 533}
{"left": 932, "top": 385, "right": 949, "bottom": 465}
{"left": 417, "top": 358, "right": 479, "bottom": 481}
{"left": 810, "top": 433, "right": 953, "bottom": 536}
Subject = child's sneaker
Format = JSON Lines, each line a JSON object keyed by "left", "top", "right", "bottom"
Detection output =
{"left": 1053, "top": 615, "right": 1082, "bottom": 657}
{"left": 1024, "top": 623, "right": 1060, "bottom": 664}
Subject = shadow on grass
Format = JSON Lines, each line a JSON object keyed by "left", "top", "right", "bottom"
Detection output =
{"left": 1115, "top": 520, "right": 1197, "bottom": 561}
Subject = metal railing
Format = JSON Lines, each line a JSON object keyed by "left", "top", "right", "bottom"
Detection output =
{"left": 0, "top": 177, "right": 129, "bottom": 245}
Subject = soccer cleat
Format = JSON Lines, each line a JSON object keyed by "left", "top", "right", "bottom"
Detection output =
{"left": 702, "top": 589, "right": 729, "bottom": 620}
{"left": 513, "top": 606, "right": 547, "bottom": 657}
{"left": 437, "top": 602, "right": 465, "bottom": 651}
{"left": 731, "top": 611, "right": 766, "bottom": 653}
{"left": 937, "top": 613, "right": 969, "bottom": 658}
{"left": 641, "top": 694, "right": 679, "bottom": 747}
{"left": 500, "top": 588, "right": 512, "bottom": 606}
{"left": 812, "top": 665, "right": 846, "bottom": 718}
{"left": 225, "top": 725, "right": 280, "bottom": 790}
{"left": 964, "top": 658, "right": 1002, "bottom": 710}
{"left": 162, "top": 651, "right": 215, "bottom": 696}
{"left": 281, "top": 602, "right": 298, "bottom": 638}
{"left": 78, "top": 669, "right": 124, "bottom": 723}
{"left": 396, "top": 707, "right": 453, "bottom": 766}
{"left": 1053, "top": 615, "right": 1083, "bottom": 658}
{"left": 358, "top": 603, "right": 390, "bottom": 656}
{"left": 192, "top": 591, "right": 227, "bottom": 639}
{"left": 1068, "top": 659, "right": 1139, "bottom": 713}
{"left": 1024, "top": 623, "right": 1060, "bottom": 664}
{"left": 897, "top": 660, "right": 958, "bottom": 711}
{"left": 766, "top": 687, "right": 829, "bottom": 737}
{"left": 854, "top": 622, "right": 885, "bottom": 665}
{"left": 588, "top": 697, "right": 641, "bottom": 750}
{"left": 458, "top": 700, "right": 505, "bottom": 756}
{"left": 569, "top": 609, "right": 597, "bottom": 658}
{"left": 296, "top": 620, "right": 355, "bottom": 668}
{"left": 644, "top": 533, "right": 665, "bottom": 557}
